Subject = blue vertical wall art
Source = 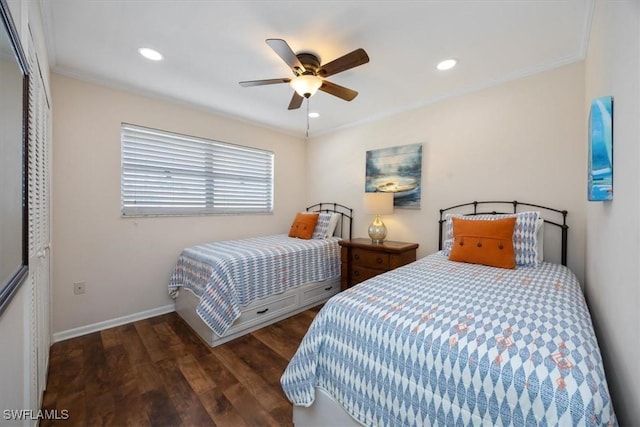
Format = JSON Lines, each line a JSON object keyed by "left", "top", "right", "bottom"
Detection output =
{"left": 588, "top": 96, "right": 613, "bottom": 201}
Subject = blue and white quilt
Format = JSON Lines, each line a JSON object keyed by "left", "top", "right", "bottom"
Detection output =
{"left": 168, "top": 234, "right": 340, "bottom": 336}
{"left": 281, "top": 252, "right": 617, "bottom": 426}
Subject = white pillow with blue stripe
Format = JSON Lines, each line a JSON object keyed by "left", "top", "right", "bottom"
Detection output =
{"left": 312, "top": 212, "right": 340, "bottom": 239}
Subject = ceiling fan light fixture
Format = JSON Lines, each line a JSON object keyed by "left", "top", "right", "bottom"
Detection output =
{"left": 290, "top": 74, "right": 322, "bottom": 98}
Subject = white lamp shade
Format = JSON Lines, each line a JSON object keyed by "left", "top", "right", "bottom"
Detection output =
{"left": 363, "top": 192, "right": 394, "bottom": 215}
{"left": 290, "top": 74, "right": 323, "bottom": 97}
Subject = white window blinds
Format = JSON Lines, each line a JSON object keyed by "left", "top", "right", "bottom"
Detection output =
{"left": 121, "top": 124, "right": 274, "bottom": 216}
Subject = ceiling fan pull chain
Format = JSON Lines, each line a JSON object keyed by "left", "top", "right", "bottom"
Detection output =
{"left": 306, "top": 98, "right": 310, "bottom": 138}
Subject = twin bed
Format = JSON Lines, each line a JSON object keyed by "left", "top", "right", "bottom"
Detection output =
{"left": 168, "top": 202, "right": 352, "bottom": 346}
{"left": 281, "top": 201, "right": 617, "bottom": 426}
{"left": 167, "top": 200, "right": 616, "bottom": 425}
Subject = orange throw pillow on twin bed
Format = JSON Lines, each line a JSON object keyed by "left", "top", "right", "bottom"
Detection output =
{"left": 449, "top": 217, "right": 517, "bottom": 269}
{"left": 288, "top": 212, "right": 319, "bottom": 239}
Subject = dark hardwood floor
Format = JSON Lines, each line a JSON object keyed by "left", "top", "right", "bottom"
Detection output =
{"left": 41, "top": 306, "right": 321, "bottom": 426}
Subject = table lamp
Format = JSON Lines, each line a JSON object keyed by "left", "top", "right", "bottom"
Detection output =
{"left": 363, "top": 192, "right": 394, "bottom": 244}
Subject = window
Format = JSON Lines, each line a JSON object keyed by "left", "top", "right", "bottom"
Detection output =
{"left": 121, "top": 124, "right": 274, "bottom": 216}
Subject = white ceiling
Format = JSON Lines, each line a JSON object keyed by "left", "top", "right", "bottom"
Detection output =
{"left": 41, "top": 0, "right": 593, "bottom": 138}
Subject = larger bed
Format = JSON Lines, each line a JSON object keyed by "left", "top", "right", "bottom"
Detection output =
{"left": 281, "top": 201, "right": 617, "bottom": 426}
{"left": 168, "top": 202, "right": 352, "bottom": 346}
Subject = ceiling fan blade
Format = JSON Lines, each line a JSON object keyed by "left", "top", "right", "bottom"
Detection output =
{"left": 288, "top": 92, "right": 304, "bottom": 110}
{"left": 317, "top": 48, "right": 369, "bottom": 78}
{"left": 266, "top": 38, "right": 305, "bottom": 74}
{"left": 319, "top": 80, "right": 358, "bottom": 101}
{"left": 239, "top": 78, "right": 291, "bottom": 87}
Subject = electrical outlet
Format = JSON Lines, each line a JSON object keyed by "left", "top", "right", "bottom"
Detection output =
{"left": 73, "top": 281, "right": 85, "bottom": 295}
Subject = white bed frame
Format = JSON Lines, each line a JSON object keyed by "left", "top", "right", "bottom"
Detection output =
{"left": 293, "top": 388, "right": 362, "bottom": 427}
{"left": 175, "top": 276, "right": 340, "bottom": 347}
{"left": 174, "top": 202, "right": 353, "bottom": 347}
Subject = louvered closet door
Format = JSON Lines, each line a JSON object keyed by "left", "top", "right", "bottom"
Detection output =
{"left": 27, "top": 32, "right": 51, "bottom": 411}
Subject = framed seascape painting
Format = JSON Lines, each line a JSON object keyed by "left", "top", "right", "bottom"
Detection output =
{"left": 365, "top": 143, "right": 422, "bottom": 208}
{"left": 588, "top": 96, "right": 613, "bottom": 201}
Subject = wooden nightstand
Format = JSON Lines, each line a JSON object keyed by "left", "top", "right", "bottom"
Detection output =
{"left": 338, "top": 238, "right": 419, "bottom": 290}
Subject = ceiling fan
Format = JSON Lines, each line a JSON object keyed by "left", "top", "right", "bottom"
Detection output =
{"left": 239, "top": 38, "right": 369, "bottom": 110}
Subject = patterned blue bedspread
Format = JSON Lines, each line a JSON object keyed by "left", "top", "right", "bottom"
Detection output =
{"left": 281, "top": 252, "right": 617, "bottom": 426}
{"left": 168, "top": 234, "right": 340, "bottom": 336}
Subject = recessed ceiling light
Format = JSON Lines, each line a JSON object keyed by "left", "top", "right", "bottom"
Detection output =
{"left": 308, "top": 112, "right": 320, "bottom": 118}
{"left": 436, "top": 59, "right": 457, "bottom": 71}
{"left": 138, "top": 47, "right": 164, "bottom": 61}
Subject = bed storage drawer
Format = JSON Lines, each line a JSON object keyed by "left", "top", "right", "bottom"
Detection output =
{"left": 299, "top": 277, "right": 340, "bottom": 306}
{"left": 227, "top": 290, "right": 298, "bottom": 334}
{"left": 176, "top": 275, "right": 341, "bottom": 347}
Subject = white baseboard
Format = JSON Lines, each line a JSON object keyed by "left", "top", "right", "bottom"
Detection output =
{"left": 52, "top": 304, "right": 175, "bottom": 343}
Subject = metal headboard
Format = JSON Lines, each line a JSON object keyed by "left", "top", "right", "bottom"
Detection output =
{"left": 306, "top": 202, "right": 353, "bottom": 240}
{"left": 438, "top": 200, "right": 568, "bottom": 266}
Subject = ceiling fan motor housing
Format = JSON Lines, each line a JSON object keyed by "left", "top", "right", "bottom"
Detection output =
{"left": 296, "top": 53, "right": 321, "bottom": 76}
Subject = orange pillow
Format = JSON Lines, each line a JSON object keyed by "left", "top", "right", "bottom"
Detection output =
{"left": 288, "top": 212, "right": 319, "bottom": 239}
{"left": 449, "top": 217, "right": 516, "bottom": 269}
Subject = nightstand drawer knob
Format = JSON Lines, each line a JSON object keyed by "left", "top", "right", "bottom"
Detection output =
{"left": 354, "top": 254, "right": 360, "bottom": 260}
{"left": 376, "top": 257, "right": 383, "bottom": 264}
{"left": 354, "top": 271, "right": 360, "bottom": 277}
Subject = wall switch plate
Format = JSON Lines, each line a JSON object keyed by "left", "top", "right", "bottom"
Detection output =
{"left": 73, "top": 281, "right": 85, "bottom": 295}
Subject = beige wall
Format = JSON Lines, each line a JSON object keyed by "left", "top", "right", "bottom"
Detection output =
{"left": 51, "top": 74, "right": 305, "bottom": 334}
{"left": 0, "top": 284, "right": 27, "bottom": 421}
{"left": 584, "top": 1, "right": 640, "bottom": 424}
{"left": 307, "top": 62, "right": 587, "bottom": 281}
